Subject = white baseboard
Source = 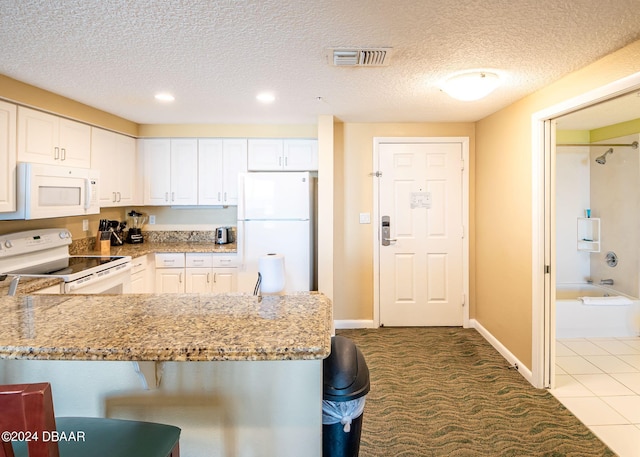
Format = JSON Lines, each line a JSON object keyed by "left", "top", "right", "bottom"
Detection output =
{"left": 334, "top": 320, "right": 377, "bottom": 329}
{"left": 470, "top": 319, "right": 534, "bottom": 386}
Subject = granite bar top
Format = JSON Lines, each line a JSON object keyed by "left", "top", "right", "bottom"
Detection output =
{"left": 0, "top": 292, "right": 332, "bottom": 362}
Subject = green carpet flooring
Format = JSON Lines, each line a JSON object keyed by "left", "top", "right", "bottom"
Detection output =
{"left": 336, "top": 327, "right": 615, "bottom": 457}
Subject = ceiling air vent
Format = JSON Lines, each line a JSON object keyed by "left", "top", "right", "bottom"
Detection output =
{"left": 328, "top": 48, "right": 392, "bottom": 67}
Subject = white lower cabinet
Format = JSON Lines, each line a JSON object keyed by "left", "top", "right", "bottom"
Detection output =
{"left": 155, "top": 253, "right": 237, "bottom": 293}
{"left": 131, "top": 254, "right": 154, "bottom": 293}
{"left": 155, "top": 253, "right": 186, "bottom": 293}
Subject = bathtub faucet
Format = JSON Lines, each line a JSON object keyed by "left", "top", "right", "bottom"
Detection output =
{"left": 600, "top": 279, "right": 614, "bottom": 286}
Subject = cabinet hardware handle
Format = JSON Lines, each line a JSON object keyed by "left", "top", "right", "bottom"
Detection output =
{"left": 54, "top": 147, "right": 60, "bottom": 160}
{"left": 165, "top": 192, "right": 169, "bottom": 202}
{"left": 61, "top": 148, "right": 66, "bottom": 161}
{"left": 207, "top": 272, "right": 211, "bottom": 283}
{"left": 224, "top": 192, "right": 227, "bottom": 202}
{"left": 285, "top": 156, "right": 288, "bottom": 167}
{"left": 112, "top": 192, "right": 117, "bottom": 202}
{"left": 279, "top": 157, "right": 282, "bottom": 166}
{"left": 214, "top": 272, "right": 217, "bottom": 283}
{"left": 218, "top": 192, "right": 221, "bottom": 202}
{"left": 117, "top": 192, "right": 121, "bottom": 202}
{"left": 171, "top": 192, "right": 175, "bottom": 202}
{"left": 179, "top": 272, "right": 183, "bottom": 283}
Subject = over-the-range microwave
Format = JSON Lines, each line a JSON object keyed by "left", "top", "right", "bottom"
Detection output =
{"left": 0, "top": 162, "right": 100, "bottom": 220}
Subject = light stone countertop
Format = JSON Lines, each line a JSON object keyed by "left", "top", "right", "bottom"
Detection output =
{"left": 0, "top": 292, "right": 332, "bottom": 362}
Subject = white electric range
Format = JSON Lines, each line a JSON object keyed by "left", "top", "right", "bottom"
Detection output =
{"left": 0, "top": 229, "right": 131, "bottom": 295}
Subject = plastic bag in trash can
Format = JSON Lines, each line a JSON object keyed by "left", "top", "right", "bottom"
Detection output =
{"left": 322, "top": 397, "right": 366, "bottom": 433}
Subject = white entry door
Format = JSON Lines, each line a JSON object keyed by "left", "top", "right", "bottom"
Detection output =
{"left": 377, "top": 140, "right": 465, "bottom": 326}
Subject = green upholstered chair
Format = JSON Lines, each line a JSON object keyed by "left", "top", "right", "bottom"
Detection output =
{"left": 0, "top": 383, "right": 180, "bottom": 457}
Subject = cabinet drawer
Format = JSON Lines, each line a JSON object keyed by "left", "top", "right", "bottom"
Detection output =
{"left": 131, "top": 255, "right": 148, "bottom": 274}
{"left": 212, "top": 255, "right": 238, "bottom": 267}
{"left": 155, "top": 253, "right": 185, "bottom": 268}
{"left": 186, "top": 253, "right": 213, "bottom": 268}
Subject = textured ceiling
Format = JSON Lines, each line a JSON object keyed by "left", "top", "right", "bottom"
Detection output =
{"left": 1, "top": 0, "right": 640, "bottom": 126}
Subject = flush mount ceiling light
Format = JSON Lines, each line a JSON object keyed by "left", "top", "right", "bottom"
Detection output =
{"left": 256, "top": 92, "right": 276, "bottom": 103}
{"left": 154, "top": 92, "right": 175, "bottom": 102}
{"left": 440, "top": 71, "right": 500, "bottom": 101}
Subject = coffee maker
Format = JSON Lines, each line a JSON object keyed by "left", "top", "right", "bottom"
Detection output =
{"left": 126, "top": 210, "right": 147, "bottom": 244}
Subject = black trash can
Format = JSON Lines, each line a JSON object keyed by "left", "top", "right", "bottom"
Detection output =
{"left": 322, "top": 335, "right": 370, "bottom": 457}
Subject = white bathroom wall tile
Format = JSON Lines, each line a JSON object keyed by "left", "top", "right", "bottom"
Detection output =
{"left": 574, "top": 374, "right": 635, "bottom": 396}
{"left": 551, "top": 374, "right": 595, "bottom": 398}
{"left": 559, "top": 397, "right": 629, "bottom": 425}
{"left": 556, "top": 356, "right": 604, "bottom": 375}
{"left": 561, "top": 340, "right": 610, "bottom": 356}
{"left": 584, "top": 355, "right": 639, "bottom": 373}
{"left": 589, "top": 424, "right": 640, "bottom": 457}
{"left": 611, "top": 373, "right": 640, "bottom": 395}
{"left": 602, "top": 396, "right": 640, "bottom": 423}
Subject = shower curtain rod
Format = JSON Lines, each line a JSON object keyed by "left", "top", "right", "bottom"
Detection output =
{"left": 557, "top": 141, "right": 639, "bottom": 148}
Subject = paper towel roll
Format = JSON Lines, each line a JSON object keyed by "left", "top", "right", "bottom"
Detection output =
{"left": 259, "top": 254, "right": 286, "bottom": 294}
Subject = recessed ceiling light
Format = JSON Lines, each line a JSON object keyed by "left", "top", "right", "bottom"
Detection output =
{"left": 256, "top": 92, "right": 276, "bottom": 103}
{"left": 154, "top": 92, "right": 175, "bottom": 102}
{"left": 440, "top": 71, "right": 500, "bottom": 101}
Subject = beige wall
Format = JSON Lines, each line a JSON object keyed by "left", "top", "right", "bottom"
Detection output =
{"left": 475, "top": 39, "right": 640, "bottom": 368}
{"left": 332, "top": 122, "right": 476, "bottom": 320}
{"left": 0, "top": 75, "right": 137, "bottom": 136}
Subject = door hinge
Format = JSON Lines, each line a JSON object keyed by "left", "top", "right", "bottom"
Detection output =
{"left": 545, "top": 265, "right": 551, "bottom": 274}
{"left": 462, "top": 294, "right": 466, "bottom": 306}
{"left": 369, "top": 171, "right": 383, "bottom": 177}
{"left": 461, "top": 159, "right": 465, "bottom": 171}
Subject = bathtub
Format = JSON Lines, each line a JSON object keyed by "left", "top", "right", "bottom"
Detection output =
{"left": 555, "top": 283, "right": 640, "bottom": 338}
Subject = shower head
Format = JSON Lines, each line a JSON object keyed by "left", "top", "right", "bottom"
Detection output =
{"left": 595, "top": 148, "right": 613, "bottom": 165}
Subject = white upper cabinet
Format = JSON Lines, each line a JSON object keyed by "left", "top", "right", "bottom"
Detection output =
{"left": 248, "top": 139, "right": 318, "bottom": 171}
{"left": 18, "top": 106, "right": 91, "bottom": 168}
{"left": 170, "top": 139, "right": 199, "bottom": 205}
{"left": 91, "top": 127, "right": 137, "bottom": 207}
{"left": 198, "top": 138, "right": 247, "bottom": 205}
{"left": 0, "top": 101, "right": 17, "bottom": 213}
{"left": 141, "top": 138, "right": 198, "bottom": 206}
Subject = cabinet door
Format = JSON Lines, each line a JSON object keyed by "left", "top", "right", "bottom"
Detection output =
{"left": 186, "top": 268, "right": 213, "bottom": 293}
{"left": 58, "top": 118, "right": 91, "bottom": 168}
{"left": 143, "top": 139, "right": 171, "bottom": 205}
{"left": 0, "top": 101, "right": 17, "bottom": 213}
{"left": 91, "top": 127, "right": 118, "bottom": 206}
{"left": 170, "top": 139, "right": 198, "bottom": 205}
{"left": 247, "top": 139, "right": 283, "bottom": 171}
{"left": 222, "top": 139, "right": 248, "bottom": 205}
{"left": 198, "top": 139, "right": 224, "bottom": 205}
{"left": 18, "top": 107, "right": 59, "bottom": 164}
{"left": 283, "top": 139, "right": 318, "bottom": 171}
{"left": 212, "top": 268, "right": 237, "bottom": 293}
{"left": 114, "top": 134, "right": 137, "bottom": 205}
{"left": 155, "top": 268, "right": 185, "bottom": 293}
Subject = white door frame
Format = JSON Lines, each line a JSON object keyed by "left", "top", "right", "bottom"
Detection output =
{"left": 373, "top": 137, "right": 470, "bottom": 328}
{"left": 531, "top": 71, "right": 640, "bottom": 389}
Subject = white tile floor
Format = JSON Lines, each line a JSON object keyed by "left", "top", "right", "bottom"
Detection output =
{"left": 551, "top": 337, "right": 640, "bottom": 457}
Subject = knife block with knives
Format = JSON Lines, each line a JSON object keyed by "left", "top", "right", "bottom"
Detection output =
{"left": 95, "top": 230, "right": 111, "bottom": 255}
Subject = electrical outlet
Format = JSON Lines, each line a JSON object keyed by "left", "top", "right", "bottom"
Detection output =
{"left": 149, "top": 215, "right": 156, "bottom": 225}
{"left": 82, "top": 219, "right": 89, "bottom": 231}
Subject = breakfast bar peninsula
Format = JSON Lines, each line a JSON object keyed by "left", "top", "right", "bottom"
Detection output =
{"left": 0, "top": 292, "right": 332, "bottom": 457}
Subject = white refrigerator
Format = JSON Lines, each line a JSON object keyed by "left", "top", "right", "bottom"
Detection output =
{"left": 237, "top": 172, "right": 314, "bottom": 294}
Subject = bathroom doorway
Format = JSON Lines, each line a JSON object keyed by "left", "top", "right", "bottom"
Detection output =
{"left": 531, "top": 73, "right": 640, "bottom": 391}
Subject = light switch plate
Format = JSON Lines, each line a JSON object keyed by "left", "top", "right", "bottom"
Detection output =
{"left": 82, "top": 219, "right": 89, "bottom": 231}
{"left": 149, "top": 215, "right": 156, "bottom": 225}
{"left": 359, "top": 212, "right": 371, "bottom": 224}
